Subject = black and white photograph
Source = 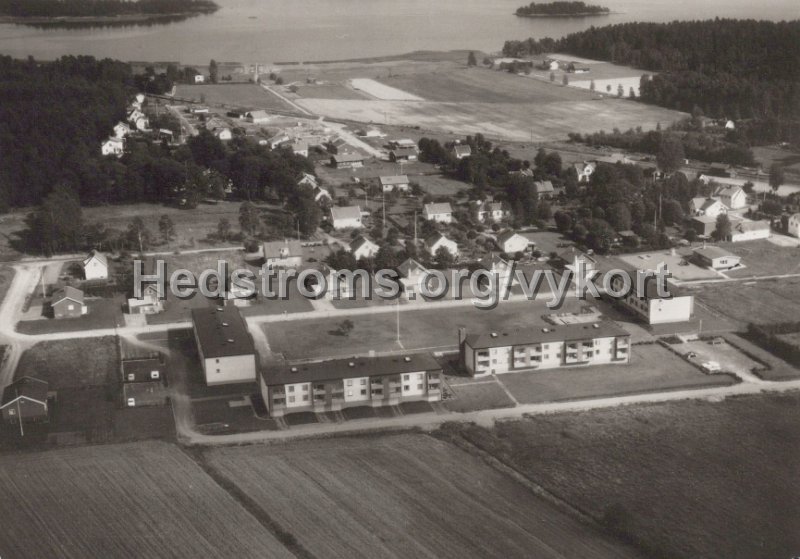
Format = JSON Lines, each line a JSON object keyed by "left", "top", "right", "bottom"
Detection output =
{"left": 0, "top": 0, "right": 798, "bottom": 557}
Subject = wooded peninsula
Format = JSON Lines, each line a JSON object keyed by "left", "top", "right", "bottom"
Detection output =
{"left": 0, "top": 0, "right": 218, "bottom": 25}
{"left": 515, "top": 2, "right": 610, "bottom": 18}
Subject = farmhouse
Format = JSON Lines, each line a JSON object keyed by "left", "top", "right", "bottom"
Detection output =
{"left": 712, "top": 184, "right": 747, "bottom": 210}
{"left": 127, "top": 284, "right": 163, "bottom": 315}
{"left": 330, "top": 205, "right": 363, "bottom": 229}
{"left": 693, "top": 246, "right": 742, "bottom": 271}
{"left": 191, "top": 305, "right": 257, "bottom": 386}
{"left": 349, "top": 236, "right": 379, "bottom": 260}
{"left": 453, "top": 144, "right": 472, "bottom": 159}
{"left": 729, "top": 219, "right": 770, "bottom": 242}
{"left": 609, "top": 266, "right": 695, "bottom": 325}
{"left": 460, "top": 321, "right": 630, "bottom": 376}
{"left": 101, "top": 137, "right": 124, "bottom": 157}
{"left": 331, "top": 153, "right": 365, "bottom": 169}
{"left": 572, "top": 161, "right": 596, "bottom": 183}
{"left": 474, "top": 201, "right": 507, "bottom": 223}
{"left": 380, "top": 175, "right": 410, "bottom": 192}
{"left": 51, "top": 286, "right": 87, "bottom": 319}
{"left": 423, "top": 202, "right": 453, "bottom": 223}
{"left": 263, "top": 240, "right": 303, "bottom": 268}
{"left": 1, "top": 377, "right": 49, "bottom": 425}
{"left": 397, "top": 258, "right": 429, "bottom": 300}
{"left": 689, "top": 197, "right": 727, "bottom": 218}
{"left": 532, "top": 180, "right": 555, "bottom": 200}
{"left": 389, "top": 145, "right": 418, "bottom": 162}
{"left": 244, "top": 110, "right": 270, "bottom": 124}
{"left": 496, "top": 231, "right": 530, "bottom": 254}
{"left": 258, "top": 352, "right": 443, "bottom": 417}
{"left": 83, "top": 250, "right": 109, "bottom": 280}
{"left": 788, "top": 213, "right": 800, "bottom": 238}
{"left": 426, "top": 232, "right": 458, "bottom": 258}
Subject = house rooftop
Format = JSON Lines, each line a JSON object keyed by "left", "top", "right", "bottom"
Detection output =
{"left": 424, "top": 202, "right": 453, "bottom": 215}
{"left": 122, "top": 357, "right": 164, "bottom": 382}
{"left": 533, "top": 180, "right": 554, "bottom": 193}
{"left": 332, "top": 152, "right": 366, "bottom": 163}
{"left": 379, "top": 175, "right": 409, "bottom": 185}
{"left": 465, "top": 321, "right": 629, "bottom": 350}
{"left": 497, "top": 230, "right": 525, "bottom": 244}
{"left": 397, "top": 258, "right": 428, "bottom": 278}
{"left": 350, "top": 236, "right": 377, "bottom": 252}
{"left": 191, "top": 305, "right": 255, "bottom": 358}
{"left": 1, "top": 377, "right": 48, "bottom": 408}
{"left": 264, "top": 352, "right": 442, "bottom": 385}
{"left": 454, "top": 145, "right": 472, "bottom": 156}
{"left": 331, "top": 206, "right": 362, "bottom": 221}
{"left": 83, "top": 249, "right": 108, "bottom": 268}
{"left": 52, "top": 285, "right": 84, "bottom": 305}
{"left": 263, "top": 240, "right": 303, "bottom": 259}
{"left": 693, "top": 246, "right": 737, "bottom": 260}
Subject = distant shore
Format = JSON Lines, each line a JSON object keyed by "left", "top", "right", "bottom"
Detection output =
{"left": 514, "top": 11, "right": 615, "bottom": 18}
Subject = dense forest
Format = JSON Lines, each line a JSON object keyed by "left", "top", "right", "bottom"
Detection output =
{"left": 0, "top": 0, "right": 218, "bottom": 18}
{"left": 515, "top": 2, "right": 609, "bottom": 17}
{"left": 502, "top": 19, "right": 800, "bottom": 131}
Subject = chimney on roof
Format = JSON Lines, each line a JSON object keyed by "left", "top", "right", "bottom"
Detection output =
{"left": 404, "top": 356, "right": 411, "bottom": 362}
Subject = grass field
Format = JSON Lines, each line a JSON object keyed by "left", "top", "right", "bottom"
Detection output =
{"left": 719, "top": 240, "right": 800, "bottom": 278}
{"left": 15, "top": 337, "right": 118, "bottom": 389}
{"left": 691, "top": 276, "right": 800, "bottom": 326}
{"left": 444, "top": 393, "right": 800, "bottom": 559}
{"left": 16, "top": 296, "right": 125, "bottom": 334}
{"left": 0, "top": 441, "right": 293, "bottom": 558}
{"left": 292, "top": 82, "right": 368, "bottom": 100}
{"left": 203, "top": 434, "right": 639, "bottom": 558}
{"left": 174, "top": 83, "right": 295, "bottom": 112}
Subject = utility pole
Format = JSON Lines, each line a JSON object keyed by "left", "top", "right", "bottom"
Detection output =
{"left": 16, "top": 391, "right": 23, "bottom": 437}
{"left": 413, "top": 211, "right": 417, "bottom": 246}
{"left": 382, "top": 194, "right": 386, "bottom": 234}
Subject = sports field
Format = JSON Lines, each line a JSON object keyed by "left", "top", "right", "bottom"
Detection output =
{"left": 204, "top": 434, "right": 639, "bottom": 558}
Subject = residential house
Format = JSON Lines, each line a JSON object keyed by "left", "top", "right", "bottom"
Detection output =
{"left": 788, "top": 213, "right": 800, "bottom": 238}
{"left": 259, "top": 353, "right": 443, "bottom": 417}
{"left": 127, "top": 108, "right": 145, "bottom": 124}
{"left": 609, "top": 266, "right": 695, "bottom": 325}
{"left": 128, "top": 284, "right": 164, "bottom": 315}
{"left": 1, "top": 377, "right": 49, "bottom": 425}
{"left": 349, "top": 236, "right": 379, "bottom": 260}
{"left": 389, "top": 139, "right": 417, "bottom": 149}
{"left": 213, "top": 127, "right": 232, "bottom": 141}
{"left": 453, "top": 145, "right": 472, "bottom": 160}
{"left": 245, "top": 110, "right": 270, "bottom": 124}
{"left": 595, "top": 152, "right": 634, "bottom": 166}
{"left": 298, "top": 172, "right": 318, "bottom": 189}
{"left": 291, "top": 141, "right": 309, "bottom": 157}
{"left": 263, "top": 240, "right": 304, "bottom": 268}
{"left": 729, "top": 219, "right": 770, "bottom": 242}
{"left": 532, "top": 180, "right": 555, "bottom": 200}
{"left": 460, "top": 321, "right": 630, "bottom": 376}
{"left": 330, "top": 206, "right": 363, "bottom": 229}
{"left": 496, "top": 231, "right": 530, "bottom": 255}
{"left": 572, "top": 162, "right": 595, "bottom": 183}
{"left": 312, "top": 186, "right": 332, "bottom": 205}
{"left": 693, "top": 246, "right": 741, "bottom": 270}
{"left": 397, "top": 258, "right": 429, "bottom": 300}
{"left": 51, "top": 286, "right": 87, "bottom": 319}
{"left": 380, "top": 175, "right": 410, "bottom": 192}
{"left": 114, "top": 121, "right": 131, "bottom": 139}
{"left": 191, "top": 306, "right": 257, "bottom": 386}
{"left": 556, "top": 248, "right": 597, "bottom": 275}
{"left": 426, "top": 232, "right": 458, "bottom": 258}
{"left": 478, "top": 254, "right": 514, "bottom": 296}
{"left": 712, "top": 184, "right": 747, "bottom": 210}
{"left": 101, "top": 138, "right": 124, "bottom": 158}
{"left": 474, "top": 201, "right": 507, "bottom": 223}
{"left": 689, "top": 197, "right": 727, "bottom": 218}
{"left": 331, "top": 153, "right": 365, "bottom": 169}
{"left": 194, "top": 74, "right": 205, "bottom": 83}
{"left": 422, "top": 202, "right": 453, "bottom": 224}
{"left": 83, "top": 250, "right": 109, "bottom": 280}
{"left": 389, "top": 145, "right": 418, "bottom": 162}
{"left": 690, "top": 215, "right": 719, "bottom": 237}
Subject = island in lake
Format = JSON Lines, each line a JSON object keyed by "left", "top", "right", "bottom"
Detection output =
{"left": 0, "top": 0, "right": 219, "bottom": 27}
{"left": 515, "top": 1, "right": 610, "bottom": 17}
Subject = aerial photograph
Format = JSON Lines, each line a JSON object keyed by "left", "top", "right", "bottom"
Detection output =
{"left": 0, "top": 0, "right": 798, "bottom": 557}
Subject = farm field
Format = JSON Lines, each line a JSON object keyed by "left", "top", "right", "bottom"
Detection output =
{"left": 444, "top": 393, "right": 800, "bottom": 559}
{"left": 263, "top": 297, "right": 594, "bottom": 359}
{"left": 719, "top": 240, "right": 800, "bottom": 278}
{"left": 291, "top": 82, "right": 368, "bottom": 100}
{"left": 497, "top": 343, "right": 737, "bottom": 404}
{"left": 15, "top": 337, "right": 118, "bottom": 389}
{"left": 691, "top": 277, "right": 800, "bottom": 326}
{"left": 203, "top": 434, "right": 639, "bottom": 559}
{"left": 174, "top": 83, "right": 296, "bottom": 112}
{"left": 351, "top": 78, "right": 424, "bottom": 101}
{"left": 0, "top": 441, "right": 293, "bottom": 558}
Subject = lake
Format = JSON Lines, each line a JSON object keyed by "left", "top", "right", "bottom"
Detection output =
{"left": 0, "top": 0, "right": 795, "bottom": 65}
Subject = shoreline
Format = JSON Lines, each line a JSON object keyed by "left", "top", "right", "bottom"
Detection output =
{"left": 0, "top": 10, "right": 217, "bottom": 26}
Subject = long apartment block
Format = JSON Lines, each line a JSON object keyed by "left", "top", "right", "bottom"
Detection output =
{"left": 460, "top": 321, "right": 630, "bottom": 376}
{"left": 259, "top": 353, "right": 443, "bottom": 417}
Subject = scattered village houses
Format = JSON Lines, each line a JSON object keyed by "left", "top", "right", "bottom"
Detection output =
{"left": 1, "top": 377, "right": 49, "bottom": 425}
{"left": 426, "top": 232, "right": 459, "bottom": 258}
{"left": 460, "top": 321, "right": 630, "bottom": 376}
{"left": 453, "top": 144, "right": 472, "bottom": 160}
{"left": 331, "top": 153, "right": 366, "bottom": 169}
{"left": 191, "top": 305, "right": 257, "bottom": 386}
{"left": 263, "top": 240, "right": 304, "bottom": 268}
{"left": 693, "top": 246, "right": 742, "bottom": 270}
{"left": 380, "top": 175, "right": 410, "bottom": 192}
{"left": 496, "top": 230, "right": 530, "bottom": 254}
{"left": 330, "top": 205, "right": 363, "bottom": 229}
{"left": 423, "top": 202, "right": 453, "bottom": 223}
{"left": 258, "top": 353, "right": 443, "bottom": 417}
{"left": 349, "top": 236, "right": 380, "bottom": 260}
{"left": 83, "top": 250, "right": 109, "bottom": 280}
{"left": 51, "top": 286, "right": 87, "bottom": 319}
{"left": 128, "top": 284, "right": 164, "bottom": 315}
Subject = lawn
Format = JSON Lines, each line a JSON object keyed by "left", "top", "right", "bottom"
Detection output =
{"left": 292, "top": 82, "right": 370, "bottom": 100}
{"left": 721, "top": 240, "right": 800, "bottom": 278}
{"left": 15, "top": 337, "right": 118, "bottom": 389}
{"left": 444, "top": 380, "right": 516, "bottom": 412}
{"left": 497, "top": 343, "right": 737, "bottom": 405}
{"left": 174, "top": 83, "right": 296, "bottom": 112}
{"left": 442, "top": 393, "right": 800, "bottom": 559}
{"left": 692, "top": 276, "right": 800, "bottom": 326}
{"left": 192, "top": 397, "right": 279, "bottom": 434}
{"left": 16, "top": 296, "right": 125, "bottom": 334}
{"left": 0, "top": 441, "right": 293, "bottom": 558}
{"left": 203, "top": 434, "right": 638, "bottom": 558}
{"left": 414, "top": 174, "right": 472, "bottom": 197}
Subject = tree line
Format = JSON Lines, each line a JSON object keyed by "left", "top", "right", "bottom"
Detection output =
{"left": 0, "top": 0, "right": 218, "bottom": 18}
{"left": 515, "top": 2, "right": 609, "bottom": 17}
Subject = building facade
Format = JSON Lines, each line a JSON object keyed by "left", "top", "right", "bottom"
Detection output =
{"left": 191, "top": 306, "right": 257, "bottom": 386}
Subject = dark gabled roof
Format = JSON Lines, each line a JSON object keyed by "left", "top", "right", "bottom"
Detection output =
{"left": 423, "top": 202, "right": 452, "bottom": 215}
{"left": 380, "top": 175, "right": 409, "bottom": 185}
{"left": 465, "top": 321, "right": 629, "bottom": 350}
{"left": 122, "top": 358, "right": 164, "bottom": 382}
{"left": 264, "top": 352, "right": 442, "bottom": 385}
{"left": 397, "top": 258, "right": 428, "bottom": 278}
{"left": 1, "top": 377, "right": 48, "bottom": 408}
{"left": 332, "top": 152, "right": 366, "bottom": 163}
{"left": 331, "top": 206, "right": 362, "bottom": 221}
{"left": 191, "top": 305, "right": 255, "bottom": 358}
{"left": 453, "top": 145, "right": 472, "bottom": 155}
{"left": 263, "top": 240, "right": 303, "bottom": 259}
{"left": 52, "top": 286, "right": 84, "bottom": 306}
{"left": 497, "top": 230, "right": 526, "bottom": 245}
{"left": 350, "top": 236, "right": 378, "bottom": 253}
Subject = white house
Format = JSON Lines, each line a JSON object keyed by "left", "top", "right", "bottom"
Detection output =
{"left": 397, "top": 258, "right": 430, "bottom": 300}
{"left": 478, "top": 254, "right": 514, "bottom": 296}
{"left": 712, "top": 185, "right": 747, "bottom": 210}
{"left": 83, "top": 250, "right": 109, "bottom": 280}
{"left": 453, "top": 145, "right": 472, "bottom": 160}
{"left": 349, "top": 236, "right": 380, "bottom": 260}
{"left": 214, "top": 127, "right": 232, "bottom": 141}
{"left": 788, "top": 213, "right": 800, "bottom": 238}
{"left": 127, "top": 109, "right": 144, "bottom": 124}
{"left": 380, "top": 175, "right": 410, "bottom": 192}
{"left": 422, "top": 202, "right": 453, "bottom": 224}
{"left": 693, "top": 246, "right": 742, "bottom": 271}
{"left": 330, "top": 206, "right": 363, "bottom": 229}
{"left": 131, "top": 115, "right": 149, "bottom": 132}
{"left": 135, "top": 93, "right": 145, "bottom": 105}
{"left": 101, "top": 138, "right": 124, "bottom": 158}
{"left": 194, "top": 74, "right": 205, "bottom": 83}
{"left": 729, "top": 219, "right": 770, "bottom": 242}
{"left": 298, "top": 172, "right": 318, "bottom": 189}
{"left": 609, "top": 267, "right": 694, "bottom": 325}
{"left": 573, "top": 161, "right": 596, "bottom": 183}
{"left": 263, "top": 240, "right": 303, "bottom": 268}
{"left": 496, "top": 231, "right": 530, "bottom": 255}
{"left": 689, "top": 197, "right": 727, "bottom": 218}
{"left": 245, "top": 110, "right": 270, "bottom": 124}
{"left": 474, "top": 201, "right": 507, "bottom": 223}
{"left": 113, "top": 122, "right": 131, "bottom": 139}
{"left": 426, "top": 232, "right": 458, "bottom": 258}
{"left": 312, "top": 186, "right": 332, "bottom": 205}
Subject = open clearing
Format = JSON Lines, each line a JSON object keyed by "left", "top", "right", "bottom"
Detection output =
{"left": 174, "top": 83, "right": 295, "bottom": 112}
{"left": 204, "top": 434, "right": 638, "bottom": 559}
{"left": 691, "top": 276, "right": 800, "bottom": 326}
{"left": 350, "top": 78, "right": 424, "bottom": 101}
{"left": 0, "top": 441, "right": 292, "bottom": 558}
{"left": 719, "top": 240, "right": 800, "bottom": 278}
{"left": 15, "top": 337, "right": 118, "bottom": 389}
{"left": 444, "top": 393, "right": 800, "bottom": 559}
